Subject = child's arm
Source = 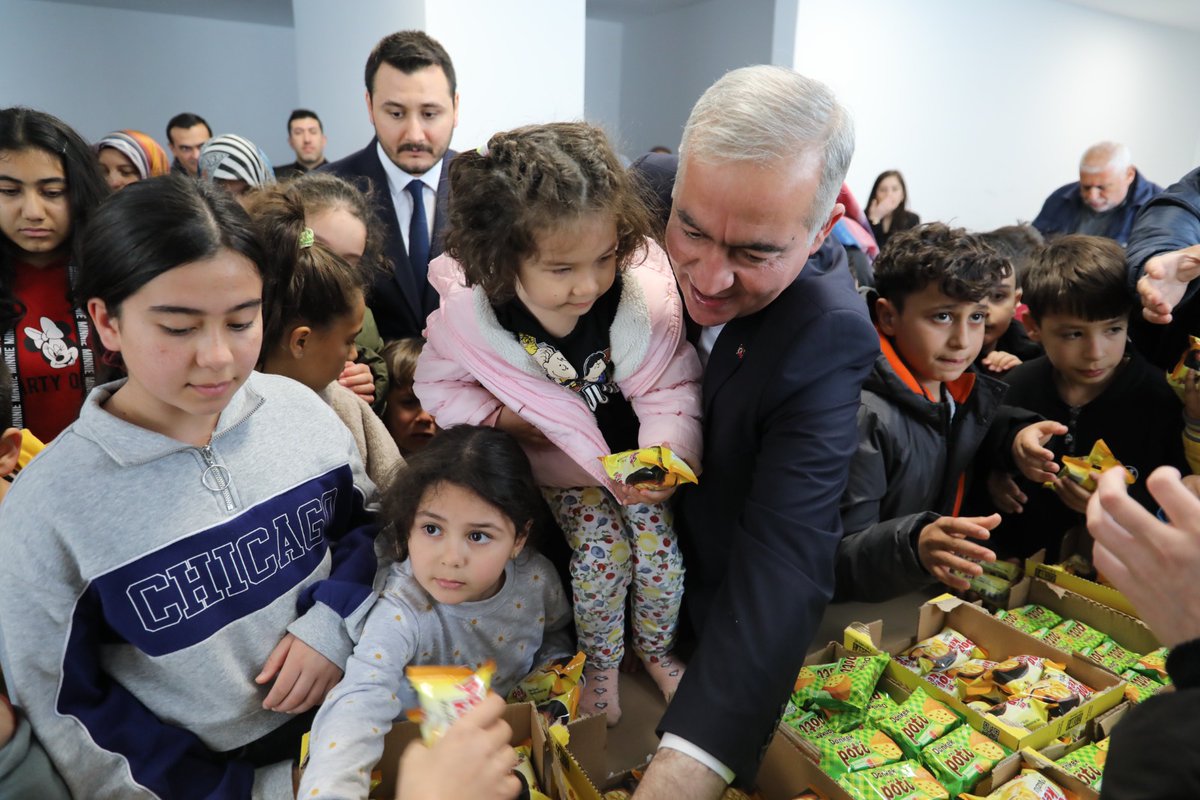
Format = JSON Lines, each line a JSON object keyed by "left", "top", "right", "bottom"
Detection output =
{"left": 626, "top": 334, "right": 705, "bottom": 474}
{"left": 298, "top": 585, "right": 420, "bottom": 800}
{"left": 915, "top": 515, "right": 1001, "bottom": 591}
{"left": 0, "top": 696, "right": 72, "bottom": 800}
{"left": 413, "top": 324, "right": 506, "bottom": 428}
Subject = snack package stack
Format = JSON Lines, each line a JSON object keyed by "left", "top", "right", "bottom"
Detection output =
{"left": 895, "top": 629, "right": 988, "bottom": 677}
{"left": 838, "top": 759, "right": 950, "bottom": 800}
{"left": 960, "top": 770, "right": 1070, "bottom": 800}
{"left": 406, "top": 661, "right": 495, "bottom": 743}
{"left": 507, "top": 651, "right": 586, "bottom": 730}
{"left": 876, "top": 687, "right": 963, "bottom": 760}
{"left": 1053, "top": 737, "right": 1108, "bottom": 791}
{"left": 920, "top": 725, "right": 1011, "bottom": 796}
{"left": 599, "top": 445, "right": 698, "bottom": 488}
{"left": 1078, "top": 639, "right": 1138, "bottom": 675}
{"left": 1038, "top": 619, "right": 1108, "bottom": 653}
{"left": 993, "top": 605, "right": 1063, "bottom": 636}
{"left": 1120, "top": 646, "right": 1173, "bottom": 703}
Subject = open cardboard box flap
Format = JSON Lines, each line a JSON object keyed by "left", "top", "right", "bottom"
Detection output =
{"left": 972, "top": 748, "right": 1100, "bottom": 798}
{"left": 843, "top": 597, "right": 1124, "bottom": 752}
{"left": 1024, "top": 550, "right": 1138, "bottom": 618}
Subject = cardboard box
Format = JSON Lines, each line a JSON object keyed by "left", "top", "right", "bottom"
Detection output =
{"left": 843, "top": 596, "right": 1124, "bottom": 753}
{"left": 1005, "top": 577, "right": 1160, "bottom": 668}
{"left": 1024, "top": 552, "right": 1138, "bottom": 618}
{"left": 972, "top": 749, "right": 1100, "bottom": 799}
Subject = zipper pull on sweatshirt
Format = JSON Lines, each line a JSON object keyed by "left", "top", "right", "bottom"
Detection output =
{"left": 199, "top": 444, "right": 236, "bottom": 512}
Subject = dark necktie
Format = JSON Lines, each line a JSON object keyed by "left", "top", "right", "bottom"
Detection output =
{"left": 406, "top": 179, "right": 430, "bottom": 291}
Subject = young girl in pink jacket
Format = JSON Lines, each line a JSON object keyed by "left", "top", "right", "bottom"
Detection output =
{"left": 415, "top": 122, "right": 703, "bottom": 724}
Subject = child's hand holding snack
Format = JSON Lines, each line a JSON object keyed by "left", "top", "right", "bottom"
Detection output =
{"left": 1050, "top": 471, "right": 1097, "bottom": 513}
{"left": 1013, "top": 420, "right": 1068, "bottom": 483}
{"left": 917, "top": 514, "right": 1000, "bottom": 591}
{"left": 256, "top": 633, "right": 344, "bottom": 714}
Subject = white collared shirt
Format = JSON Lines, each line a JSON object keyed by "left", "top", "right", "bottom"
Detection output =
{"left": 697, "top": 324, "right": 727, "bottom": 368}
{"left": 375, "top": 142, "right": 441, "bottom": 253}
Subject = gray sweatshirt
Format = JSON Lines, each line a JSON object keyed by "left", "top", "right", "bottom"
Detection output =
{"left": 0, "top": 372, "right": 380, "bottom": 799}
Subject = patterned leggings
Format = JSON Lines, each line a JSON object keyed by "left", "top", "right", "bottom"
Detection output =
{"left": 543, "top": 486, "right": 685, "bottom": 670}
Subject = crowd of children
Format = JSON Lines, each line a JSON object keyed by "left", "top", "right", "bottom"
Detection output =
{"left": 1, "top": 80, "right": 1199, "bottom": 798}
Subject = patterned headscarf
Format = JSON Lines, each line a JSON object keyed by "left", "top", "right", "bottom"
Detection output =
{"left": 198, "top": 134, "right": 275, "bottom": 187}
{"left": 93, "top": 130, "right": 170, "bottom": 180}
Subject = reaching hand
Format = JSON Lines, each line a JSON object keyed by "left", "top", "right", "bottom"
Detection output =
{"left": 1012, "top": 420, "right": 1067, "bottom": 483}
{"left": 917, "top": 514, "right": 1000, "bottom": 591}
{"left": 396, "top": 694, "right": 521, "bottom": 800}
{"left": 981, "top": 350, "right": 1022, "bottom": 373}
{"left": 256, "top": 633, "right": 343, "bottom": 714}
{"left": 1089, "top": 466, "right": 1200, "bottom": 647}
{"left": 1137, "top": 245, "right": 1200, "bottom": 325}
{"left": 987, "top": 471, "right": 1027, "bottom": 514}
{"left": 338, "top": 361, "right": 376, "bottom": 404}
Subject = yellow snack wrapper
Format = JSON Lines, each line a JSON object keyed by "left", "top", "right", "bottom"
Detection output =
{"left": 406, "top": 661, "right": 495, "bottom": 743}
{"left": 1048, "top": 439, "right": 1135, "bottom": 492}
{"left": 1167, "top": 334, "right": 1200, "bottom": 401}
{"left": 514, "top": 744, "right": 552, "bottom": 800}
{"left": 600, "top": 445, "right": 698, "bottom": 488}
{"left": 508, "top": 652, "right": 585, "bottom": 726}
{"left": 960, "top": 769, "right": 1069, "bottom": 800}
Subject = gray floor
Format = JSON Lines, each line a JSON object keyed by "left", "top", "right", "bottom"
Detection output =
{"left": 602, "top": 587, "right": 942, "bottom": 780}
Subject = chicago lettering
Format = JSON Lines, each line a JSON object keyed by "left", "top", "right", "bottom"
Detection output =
{"left": 126, "top": 490, "right": 336, "bottom": 632}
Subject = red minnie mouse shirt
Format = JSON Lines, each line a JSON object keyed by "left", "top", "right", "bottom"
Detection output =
{"left": 11, "top": 259, "right": 89, "bottom": 441}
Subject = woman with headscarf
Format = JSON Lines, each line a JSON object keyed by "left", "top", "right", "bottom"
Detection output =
{"left": 198, "top": 133, "right": 275, "bottom": 208}
{"left": 93, "top": 130, "right": 170, "bottom": 191}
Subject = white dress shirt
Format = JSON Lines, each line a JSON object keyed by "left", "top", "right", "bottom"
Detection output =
{"left": 375, "top": 142, "right": 440, "bottom": 253}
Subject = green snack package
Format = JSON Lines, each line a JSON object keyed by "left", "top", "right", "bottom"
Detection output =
{"left": 1120, "top": 669, "right": 1163, "bottom": 704}
{"left": 981, "top": 559, "right": 1023, "bottom": 582}
{"left": 784, "top": 708, "right": 832, "bottom": 744}
{"left": 813, "top": 727, "right": 905, "bottom": 778}
{"left": 1042, "top": 619, "right": 1108, "bottom": 653}
{"left": 1080, "top": 639, "right": 1138, "bottom": 674}
{"left": 969, "top": 572, "right": 1015, "bottom": 606}
{"left": 995, "top": 604, "right": 1063, "bottom": 635}
{"left": 920, "top": 725, "right": 1011, "bottom": 796}
{"left": 808, "top": 654, "right": 891, "bottom": 712}
{"left": 838, "top": 759, "right": 950, "bottom": 800}
{"left": 823, "top": 693, "right": 897, "bottom": 733}
{"left": 1133, "top": 646, "right": 1170, "bottom": 683}
{"left": 1054, "top": 737, "right": 1108, "bottom": 790}
{"left": 877, "top": 687, "right": 963, "bottom": 759}
{"left": 791, "top": 661, "right": 840, "bottom": 707}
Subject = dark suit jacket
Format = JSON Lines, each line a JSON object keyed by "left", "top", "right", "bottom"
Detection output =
{"left": 659, "top": 238, "right": 878, "bottom": 784}
{"left": 323, "top": 141, "right": 456, "bottom": 340}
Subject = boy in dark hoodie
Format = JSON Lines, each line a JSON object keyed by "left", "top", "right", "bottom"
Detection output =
{"left": 975, "top": 224, "right": 1045, "bottom": 375}
{"left": 987, "top": 235, "right": 1189, "bottom": 560}
{"left": 836, "top": 223, "right": 1053, "bottom": 601}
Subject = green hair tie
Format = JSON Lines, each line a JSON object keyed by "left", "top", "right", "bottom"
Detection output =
{"left": 299, "top": 227, "right": 315, "bottom": 249}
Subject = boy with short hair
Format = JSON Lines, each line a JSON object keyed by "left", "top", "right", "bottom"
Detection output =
{"left": 975, "top": 224, "right": 1044, "bottom": 375}
{"left": 989, "top": 234, "right": 1188, "bottom": 560}
{"left": 836, "top": 223, "right": 1051, "bottom": 601}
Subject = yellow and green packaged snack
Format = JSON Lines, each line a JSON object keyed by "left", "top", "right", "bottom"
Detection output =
{"left": 514, "top": 744, "right": 552, "bottom": 800}
{"left": 1121, "top": 668, "right": 1164, "bottom": 703}
{"left": 599, "top": 445, "right": 698, "bottom": 488}
{"left": 784, "top": 708, "right": 832, "bottom": 744}
{"left": 899, "top": 629, "right": 987, "bottom": 675}
{"left": 508, "top": 651, "right": 585, "bottom": 726}
{"left": 1050, "top": 439, "right": 1134, "bottom": 492}
{"left": 1026, "top": 665, "right": 1094, "bottom": 717}
{"left": 1132, "top": 646, "right": 1171, "bottom": 683}
{"left": 804, "top": 654, "right": 891, "bottom": 712}
{"left": 1053, "top": 737, "right": 1108, "bottom": 790}
{"left": 994, "top": 604, "right": 1063, "bottom": 635}
{"left": 960, "top": 769, "right": 1070, "bottom": 800}
{"left": 949, "top": 659, "right": 1003, "bottom": 703}
{"left": 838, "top": 759, "right": 950, "bottom": 800}
{"left": 1080, "top": 639, "right": 1138, "bottom": 674}
{"left": 791, "top": 662, "right": 840, "bottom": 707}
{"left": 1041, "top": 619, "right": 1108, "bottom": 653}
{"left": 812, "top": 727, "right": 905, "bottom": 778}
{"left": 877, "top": 687, "right": 962, "bottom": 760}
{"left": 992, "top": 656, "right": 1056, "bottom": 696}
{"left": 406, "top": 661, "right": 495, "bottom": 743}
{"left": 984, "top": 695, "right": 1050, "bottom": 735}
{"left": 920, "top": 725, "right": 1011, "bottom": 796}
{"left": 1167, "top": 335, "right": 1200, "bottom": 401}
{"left": 968, "top": 572, "right": 1016, "bottom": 606}
{"left": 822, "top": 690, "right": 900, "bottom": 733}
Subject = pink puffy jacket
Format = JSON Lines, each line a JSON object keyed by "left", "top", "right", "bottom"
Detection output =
{"left": 414, "top": 238, "right": 703, "bottom": 490}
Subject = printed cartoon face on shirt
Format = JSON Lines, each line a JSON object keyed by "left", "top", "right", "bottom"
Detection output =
{"left": 24, "top": 315, "right": 79, "bottom": 368}
{"left": 406, "top": 480, "right": 527, "bottom": 605}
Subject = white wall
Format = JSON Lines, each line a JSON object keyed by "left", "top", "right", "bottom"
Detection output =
{"left": 792, "top": 0, "right": 1200, "bottom": 230}
{"left": 291, "top": 0, "right": 425, "bottom": 163}
{"left": 1, "top": 0, "right": 298, "bottom": 167}
{"left": 585, "top": 17, "right": 624, "bottom": 147}
{"left": 426, "top": 0, "right": 587, "bottom": 153}
{"left": 608, "top": 0, "right": 776, "bottom": 157}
